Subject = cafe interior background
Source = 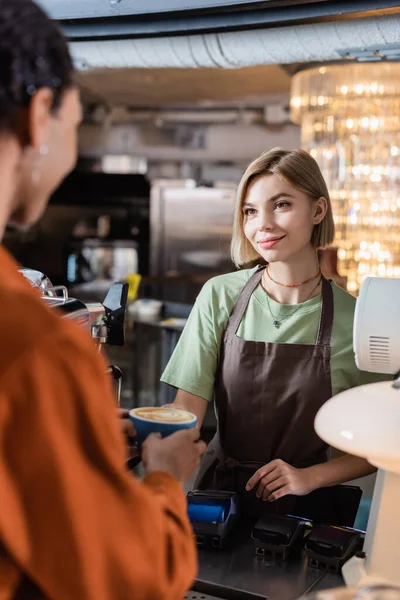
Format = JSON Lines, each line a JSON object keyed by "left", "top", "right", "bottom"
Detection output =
{"left": 11, "top": 0, "right": 400, "bottom": 518}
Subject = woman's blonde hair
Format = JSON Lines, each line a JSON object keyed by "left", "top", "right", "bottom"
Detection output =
{"left": 231, "top": 148, "right": 335, "bottom": 268}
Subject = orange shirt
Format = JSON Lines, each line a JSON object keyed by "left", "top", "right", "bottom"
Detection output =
{"left": 0, "top": 246, "right": 197, "bottom": 599}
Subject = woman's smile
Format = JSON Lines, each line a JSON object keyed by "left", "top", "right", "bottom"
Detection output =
{"left": 257, "top": 235, "right": 285, "bottom": 249}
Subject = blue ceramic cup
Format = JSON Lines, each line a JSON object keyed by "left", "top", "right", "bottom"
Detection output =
{"left": 129, "top": 406, "right": 197, "bottom": 445}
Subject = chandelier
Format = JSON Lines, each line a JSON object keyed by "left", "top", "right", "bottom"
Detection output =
{"left": 290, "top": 63, "right": 400, "bottom": 293}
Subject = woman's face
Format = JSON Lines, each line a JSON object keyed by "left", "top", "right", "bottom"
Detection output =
{"left": 243, "top": 173, "right": 325, "bottom": 264}
{"left": 10, "top": 86, "right": 82, "bottom": 228}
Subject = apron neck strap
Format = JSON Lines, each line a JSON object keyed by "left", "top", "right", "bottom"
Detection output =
{"left": 226, "top": 267, "right": 334, "bottom": 347}
{"left": 316, "top": 276, "right": 334, "bottom": 346}
{"left": 227, "top": 266, "right": 264, "bottom": 334}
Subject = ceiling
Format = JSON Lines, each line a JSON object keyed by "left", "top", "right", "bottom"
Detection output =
{"left": 72, "top": 8, "right": 400, "bottom": 114}
{"left": 76, "top": 64, "right": 291, "bottom": 110}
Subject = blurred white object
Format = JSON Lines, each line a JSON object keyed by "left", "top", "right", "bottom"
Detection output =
{"left": 303, "top": 585, "right": 400, "bottom": 599}
{"left": 315, "top": 277, "right": 400, "bottom": 588}
{"left": 354, "top": 277, "right": 400, "bottom": 375}
{"left": 315, "top": 382, "right": 400, "bottom": 473}
{"left": 129, "top": 299, "right": 163, "bottom": 319}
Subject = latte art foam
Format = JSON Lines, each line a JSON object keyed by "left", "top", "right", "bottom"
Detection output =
{"left": 131, "top": 407, "right": 195, "bottom": 423}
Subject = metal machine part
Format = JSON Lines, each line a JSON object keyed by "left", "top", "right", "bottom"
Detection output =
{"left": 20, "top": 268, "right": 128, "bottom": 404}
{"left": 19, "top": 268, "right": 57, "bottom": 296}
{"left": 151, "top": 180, "right": 235, "bottom": 279}
{"left": 150, "top": 180, "right": 236, "bottom": 303}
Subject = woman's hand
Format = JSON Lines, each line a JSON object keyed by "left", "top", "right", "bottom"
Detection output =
{"left": 245, "top": 459, "right": 315, "bottom": 502}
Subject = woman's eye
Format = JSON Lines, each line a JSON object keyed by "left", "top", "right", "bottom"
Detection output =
{"left": 244, "top": 208, "right": 256, "bottom": 216}
{"left": 275, "top": 202, "right": 290, "bottom": 210}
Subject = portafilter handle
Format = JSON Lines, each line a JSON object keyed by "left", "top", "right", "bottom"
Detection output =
{"left": 94, "top": 283, "right": 128, "bottom": 405}
{"left": 106, "top": 365, "right": 123, "bottom": 407}
{"left": 102, "top": 282, "right": 129, "bottom": 347}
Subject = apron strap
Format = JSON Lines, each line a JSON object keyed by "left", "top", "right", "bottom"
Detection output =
{"left": 226, "top": 267, "right": 334, "bottom": 346}
{"left": 316, "top": 276, "right": 334, "bottom": 347}
{"left": 226, "top": 266, "right": 264, "bottom": 335}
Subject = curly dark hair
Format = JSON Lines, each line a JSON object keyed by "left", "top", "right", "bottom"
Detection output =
{"left": 0, "top": 0, "right": 74, "bottom": 132}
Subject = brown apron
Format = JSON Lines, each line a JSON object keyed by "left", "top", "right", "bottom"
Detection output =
{"left": 195, "top": 266, "right": 334, "bottom": 519}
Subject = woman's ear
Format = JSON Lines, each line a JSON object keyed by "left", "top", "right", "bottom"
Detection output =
{"left": 27, "top": 88, "right": 53, "bottom": 150}
{"left": 313, "top": 196, "right": 328, "bottom": 225}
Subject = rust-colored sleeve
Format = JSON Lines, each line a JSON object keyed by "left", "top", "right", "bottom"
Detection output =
{"left": 0, "top": 321, "right": 197, "bottom": 600}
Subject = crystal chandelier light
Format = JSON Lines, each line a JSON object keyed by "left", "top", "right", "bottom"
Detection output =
{"left": 290, "top": 63, "right": 400, "bottom": 293}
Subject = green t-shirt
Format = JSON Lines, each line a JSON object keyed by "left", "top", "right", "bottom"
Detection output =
{"left": 161, "top": 267, "right": 390, "bottom": 401}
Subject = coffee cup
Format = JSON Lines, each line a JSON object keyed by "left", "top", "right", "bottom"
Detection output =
{"left": 129, "top": 406, "right": 197, "bottom": 445}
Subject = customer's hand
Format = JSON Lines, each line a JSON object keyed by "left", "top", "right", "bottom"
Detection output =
{"left": 117, "top": 408, "right": 136, "bottom": 438}
{"left": 245, "top": 459, "right": 315, "bottom": 501}
{"left": 142, "top": 429, "right": 207, "bottom": 484}
{"left": 117, "top": 408, "right": 138, "bottom": 460}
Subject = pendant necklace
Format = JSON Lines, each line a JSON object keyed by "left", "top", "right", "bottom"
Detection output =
{"left": 264, "top": 275, "right": 322, "bottom": 329}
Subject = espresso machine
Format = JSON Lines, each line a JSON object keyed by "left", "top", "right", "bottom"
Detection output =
{"left": 20, "top": 268, "right": 128, "bottom": 404}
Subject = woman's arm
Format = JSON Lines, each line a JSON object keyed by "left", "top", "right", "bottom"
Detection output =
{"left": 246, "top": 454, "right": 376, "bottom": 501}
{"left": 172, "top": 389, "right": 209, "bottom": 429}
{"left": 307, "top": 454, "right": 376, "bottom": 489}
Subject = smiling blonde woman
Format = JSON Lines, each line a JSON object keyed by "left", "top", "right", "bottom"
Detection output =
{"left": 161, "top": 148, "right": 390, "bottom": 520}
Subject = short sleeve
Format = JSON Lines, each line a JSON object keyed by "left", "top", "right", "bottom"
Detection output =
{"left": 161, "top": 279, "right": 226, "bottom": 402}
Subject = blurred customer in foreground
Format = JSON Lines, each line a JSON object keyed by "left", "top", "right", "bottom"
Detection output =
{"left": 0, "top": 1, "right": 205, "bottom": 598}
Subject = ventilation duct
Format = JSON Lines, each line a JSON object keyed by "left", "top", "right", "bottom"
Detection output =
{"left": 71, "top": 14, "right": 400, "bottom": 70}
{"left": 42, "top": 0, "right": 400, "bottom": 38}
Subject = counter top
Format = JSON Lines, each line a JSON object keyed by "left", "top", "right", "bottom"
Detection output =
{"left": 193, "top": 525, "right": 344, "bottom": 600}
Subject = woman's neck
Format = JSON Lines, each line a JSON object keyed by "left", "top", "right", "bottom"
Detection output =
{"left": 0, "top": 139, "right": 21, "bottom": 241}
{"left": 262, "top": 246, "right": 321, "bottom": 304}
